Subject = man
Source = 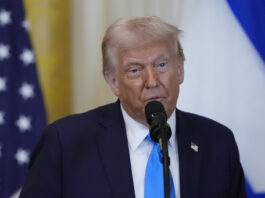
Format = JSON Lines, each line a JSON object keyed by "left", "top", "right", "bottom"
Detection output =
{"left": 19, "top": 16, "right": 247, "bottom": 198}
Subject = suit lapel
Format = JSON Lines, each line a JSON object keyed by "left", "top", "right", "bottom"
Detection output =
{"left": 96, "top": 101, "right": 135, "bottom": 198}
{"left": 96, "top": 103, "right": 203, "bottom": 198}
{"left": 176, "top": 109, "right": 202, "bottom": 198}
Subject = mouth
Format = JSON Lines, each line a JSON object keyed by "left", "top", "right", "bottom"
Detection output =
{"left": 145, "top": 96, "right": 163, "bottom": 103}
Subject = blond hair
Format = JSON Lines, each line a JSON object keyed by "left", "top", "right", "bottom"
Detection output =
{"left": 102, "top": 16, "right": 184, "bottom": 75}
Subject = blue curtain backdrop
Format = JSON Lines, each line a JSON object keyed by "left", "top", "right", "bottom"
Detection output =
{"left": 178, "top": 0, "right": 265, "bottom": 197}
{"left": 227, "top": 2, "right": 265, "bottom": 197}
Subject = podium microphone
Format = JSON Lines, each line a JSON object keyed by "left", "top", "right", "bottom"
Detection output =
{"left": 145, "top": 101, "right": 172, "bottom": 198}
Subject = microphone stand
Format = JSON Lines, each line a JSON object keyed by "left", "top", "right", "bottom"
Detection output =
{"left": 148, "top": 107, "right": 172, "bottom": 198}
{"left": 159, "top": 124, "right": 171, "bottom": 198}
{"left": 151, "top": 123, "right": 171, "bottom": 198}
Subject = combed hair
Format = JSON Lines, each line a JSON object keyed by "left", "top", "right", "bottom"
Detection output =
{"left": 102, "top": 16, "right": 184, "bottom": 75}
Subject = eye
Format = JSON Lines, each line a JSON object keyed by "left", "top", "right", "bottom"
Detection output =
{"left": 154, "top": 60, "right": 169, "bottom": 72}
{"left": 126, "top": 66, "right": 143, "bottom": 78}
{"left": 159, "top": 62, "right": 166, "bottom": 67}
{"left": 129, "top": 68, "right": 139, "bottom": 73}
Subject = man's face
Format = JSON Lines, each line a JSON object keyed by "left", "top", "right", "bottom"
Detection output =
{"left": 105, "top": 40, "right": 184, "bottom": 126}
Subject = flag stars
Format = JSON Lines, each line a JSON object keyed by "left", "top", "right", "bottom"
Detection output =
{"left": 14, "top": 148, "right": 30, "bottom": 166}
{"left": 19, "top": 82, "right": 34, "bottom": 100}
{"left": 0, "top": 9, "right": 11, "bottom": 26}
{"left": 15, "top": 115, "right": 32, "bottom": 132}
{"left": 21, "top": 19, "right": 30, "bottom": 31}
{"left": 0, "top": 77, "right": 7, "bottom": 92}
{"left": 0, "top": 43, "right": 10, "bottom": 60}
{"left": 19, "top": 49, "right": 35, "bottom": 65}
{"left": 0, "top": 111, "right": 5, "bottom": 125}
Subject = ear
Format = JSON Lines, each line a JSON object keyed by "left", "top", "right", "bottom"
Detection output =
{"left": 104, "top": 71, "right": 120, "bottom": 97}
{"left": 177, "top": 58, "right": 184, "bottom": 84}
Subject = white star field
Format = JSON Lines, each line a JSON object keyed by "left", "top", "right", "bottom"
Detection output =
{"left": 14, "top": 148, "right": 30, "bottom": 166}
{"left": 0, "top": 77, "right": 7, "bottom": 92}
{"left": 19, "top": 48, "right": 35, "bottom": 65}
{"left": 19, "top": 82, "right": 35, "bottom": 100}
{"left": 0, "top": 43, "right": 10, "bottom": 60}
{"left": 0, "top": 111, "right": 5, "bottom": 125}
{"left": 0, "top": 9, "right": 11, "bottom": 26}
{"left": 15, "top": 115, "right": 32, "bottom": 132}
{"left": 21, "top": 19, "right": 30, "bottom": 32}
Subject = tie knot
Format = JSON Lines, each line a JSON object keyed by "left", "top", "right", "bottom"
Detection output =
{"left": 146, "top": 134, "right": 162, "bottom": 160}
{"left": 146, "top": 134, "right": 157, "bottom": 144}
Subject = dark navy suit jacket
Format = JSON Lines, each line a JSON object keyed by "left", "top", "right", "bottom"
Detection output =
{"left": 19, "top": 101, "right": 247, "bottom": 198}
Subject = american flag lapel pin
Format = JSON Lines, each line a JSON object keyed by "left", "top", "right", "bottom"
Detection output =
{"left": 190, "top": 141, "right": 199, "bottom": 152}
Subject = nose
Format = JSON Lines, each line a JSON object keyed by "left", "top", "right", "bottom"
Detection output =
{"left": 144, "top": 66, "right": 159, "bottom": 89}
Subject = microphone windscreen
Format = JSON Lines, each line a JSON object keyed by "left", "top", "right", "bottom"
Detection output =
{"left": 145, "top": 101, "right": 167, "bottom": 125}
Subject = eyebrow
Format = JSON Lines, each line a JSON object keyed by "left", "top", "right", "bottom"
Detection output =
{"left": 123, "top": 62, "right": 143, "bottom": 71}
{"left": 123, "top": 53, "right": 169, "bottom": 68}
{"left": 153, "top": 54, "right": 169, "bottom": 63}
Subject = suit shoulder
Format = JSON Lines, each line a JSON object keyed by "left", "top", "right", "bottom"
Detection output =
{"left": 37, "top": 102, "right": 119, "bottom": 151}
{"left": 52, "top": 102, "right": 117, "bottom": 128}
{"left": 177, "top": 109, "right": 234, "bottom": 140}
{"left": 41, "top": 102, "right": 118, "bottom": 140}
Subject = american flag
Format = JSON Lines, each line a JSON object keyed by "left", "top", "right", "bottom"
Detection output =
{"left": 0, "top": 0, "right": 46, "bottom": 198}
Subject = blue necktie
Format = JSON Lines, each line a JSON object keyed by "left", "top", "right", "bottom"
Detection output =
{"left": 144, "top": 135, "right": 175, "bottom": 198}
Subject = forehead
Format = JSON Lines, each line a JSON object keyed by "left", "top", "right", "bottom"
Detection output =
{"left": 119, "top": 40, "right": 173, "bottom": 64}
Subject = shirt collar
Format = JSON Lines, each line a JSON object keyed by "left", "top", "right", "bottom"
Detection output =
{"left": 121, "top": 104, "right": 176, "bottom": 152}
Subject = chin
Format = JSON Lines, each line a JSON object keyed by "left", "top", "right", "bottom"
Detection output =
{"left": 164, "top": 104, "right": 176, "bottom": 118}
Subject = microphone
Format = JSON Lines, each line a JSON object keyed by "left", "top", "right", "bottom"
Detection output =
{"left": 145, "top": 101, "right": 172, "bottom": 144}
{"left": 145, "top": 101, "right": 171, "bottom": 198}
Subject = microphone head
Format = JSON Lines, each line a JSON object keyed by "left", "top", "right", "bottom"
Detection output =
{"left": 145, "top": 101, "right": 167, "bottom": 126}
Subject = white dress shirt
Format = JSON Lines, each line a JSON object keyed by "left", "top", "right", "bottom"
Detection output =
{"left": 121, "top": 105, "right": 180, "bottom": 198}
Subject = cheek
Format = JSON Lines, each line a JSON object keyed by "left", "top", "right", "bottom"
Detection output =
{"left": 122, "top": 77, "right": 143, "bottom": 91}
{"left": 161, "top": 72, "right": 180, "bottom": 105}
{"left": 164, "top": 82, "right": 179, "bottom": 117}
{"left": 118, "top": 78, "right": 144, "bottom": 99}
{"left": 161, "top": 72, "right": 179, "bottom": 91}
